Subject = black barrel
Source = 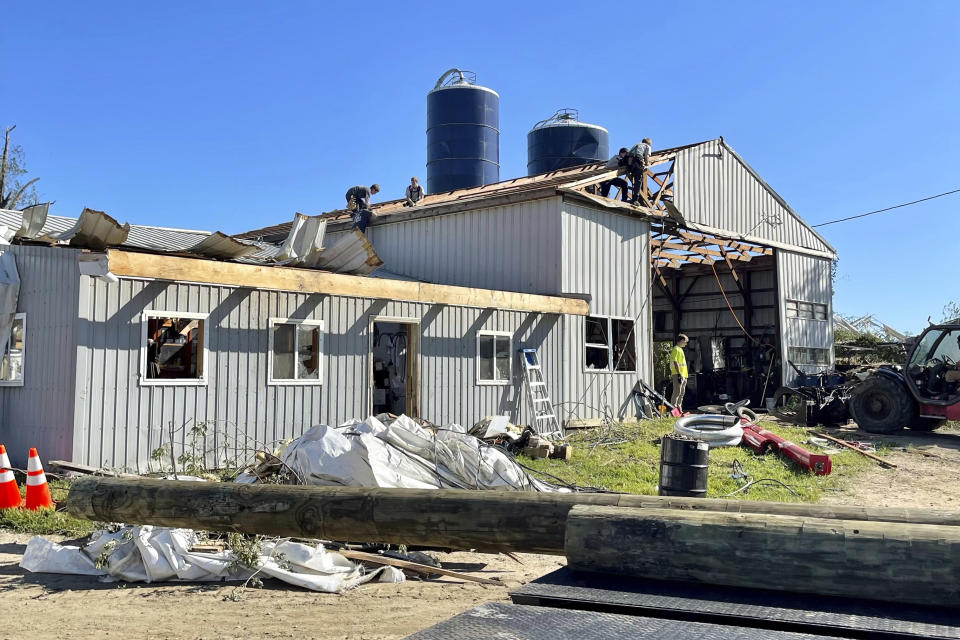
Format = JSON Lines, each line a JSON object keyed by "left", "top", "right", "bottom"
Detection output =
{"left": 658, "top": 435, "right": 709, "bottom": 497}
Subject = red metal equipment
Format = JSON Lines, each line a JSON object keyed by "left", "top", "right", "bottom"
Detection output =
{"left": 739, "top": 421, "right": 831, "bottom": 476}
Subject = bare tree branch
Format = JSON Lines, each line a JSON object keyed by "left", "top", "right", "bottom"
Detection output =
{"left": 0, "top": 125, "right": 14, "bottom": 205}
{"left": 3, "top": 176, "right": 39, "bottom": 210}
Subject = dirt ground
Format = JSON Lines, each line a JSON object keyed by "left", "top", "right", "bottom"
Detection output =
{"left": 4, "top": 424, "right": 960, "bottom": 640}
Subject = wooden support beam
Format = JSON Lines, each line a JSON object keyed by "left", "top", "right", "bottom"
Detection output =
{"left": 565, "top": 505, "right": 960, "bottom": 607}
{"left": 105, "top": 249, "right": 589, "bottom": 316}
{"left": 67, "top": 479, "right": 960, "bottom": 557}
{"left": 651, "top": 239, "right": 753, "bottom": 262}
{"left": 652, "top": 228, "right": 774, "bottom": 256}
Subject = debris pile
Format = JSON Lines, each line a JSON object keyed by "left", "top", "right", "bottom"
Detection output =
{"left": 240, "top": 414, "right": 564, "bottom": 492}
{"left": 20, "top": 525, "right": 404, "bottom": 592}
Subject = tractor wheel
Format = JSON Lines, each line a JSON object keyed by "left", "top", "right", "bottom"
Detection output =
{"left": 772, "top": 387, "right": 807, "bottom": 424}
{"left": 849, "top": 376, "right": 914, "bottom": 434}
{"left": 908, "top": 416, "right": 947, "bottom": 432}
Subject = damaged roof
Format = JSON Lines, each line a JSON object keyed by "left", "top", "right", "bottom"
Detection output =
{"left": 236, "top": 143, "right": 703, "bottom": 242}
{"left": 0, "top": 205, "right": 382, "bottom": 276}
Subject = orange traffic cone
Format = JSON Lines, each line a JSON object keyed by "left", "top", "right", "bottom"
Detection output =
{"left": 23, "top": 447, "right": 53, "bottom": 510}
{"left": 0, "top": 445, "right": 20, "bottom": 509}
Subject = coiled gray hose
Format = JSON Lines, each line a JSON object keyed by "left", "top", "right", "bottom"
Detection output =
{"left": 673, "top": 414, "right": 744, "bottom": 447}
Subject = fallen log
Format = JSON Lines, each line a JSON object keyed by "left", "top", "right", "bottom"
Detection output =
{"left": 565, "top": 505, "right": 960, "bottom": 607}
{"left": 66, "top": 478, "right": 960, "bottom": 555}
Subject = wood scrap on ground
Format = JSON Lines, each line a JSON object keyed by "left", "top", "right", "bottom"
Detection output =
{"left": 814, "top": 432, "right": 897, "bottom": 468}
{"left": 336, "top": 549, "right": 500, "bottom": 586}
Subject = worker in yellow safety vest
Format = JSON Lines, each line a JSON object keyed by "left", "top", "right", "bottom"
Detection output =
{"left": 670, "top": 334, "right": 689, "bottom": 410}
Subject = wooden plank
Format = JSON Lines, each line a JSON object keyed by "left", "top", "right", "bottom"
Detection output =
{"left": 813, "top": 432, "right": 897, "bottom": 468}
{"left": 565, "top": 505, "right": 960, "bottom": 607}
{"left": 66, "top": 479, "right": 960, "bottom": 557}
{"left": 337, "top": 549, "right": 500, "bottom": 585}
{"left": 106, "top": 249, "right": 589, "bottom": 316}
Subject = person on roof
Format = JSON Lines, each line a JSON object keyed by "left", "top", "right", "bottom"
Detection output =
{"left": 404, "top": 177, "right": 425, "bottom": 207}
{"left": 620, "top": 138, "right": 651, "bottom": 204}
{"left": 345, "top": 184, "right": 379, "bottom": 233}
{"left": 598, "top": 150, "right": 630, "bottom": 202}
{"left": 345, "top": 184, "right": 379, "bottom": 212}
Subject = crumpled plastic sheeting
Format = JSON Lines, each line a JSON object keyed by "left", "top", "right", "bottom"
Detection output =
{"left": 279, "top": 415, "right": 563, "bottom": 492}
{"left": 21, "top": 525, "right": 404, "bottom": 592}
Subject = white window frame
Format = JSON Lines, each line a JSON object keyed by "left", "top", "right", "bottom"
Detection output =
{"left": 788, "top": 346, "right": 832, "bottom": 366}
{"left": 786, "top": 299, "right": 828, "bottom": 322}
{"left": 268, "top": 318, "right": 325, "bottom": 386}
{"left": 0, "top": 312, "right": 26, "bottom": 387}
{"left": 140, "top": 310, "right": 209, "bottom": 387}
{"left": 476, "top": 331, "right": 512, "bottom": 386}
{"left": 584, "top": 315, "right": 637, "bottom": 374}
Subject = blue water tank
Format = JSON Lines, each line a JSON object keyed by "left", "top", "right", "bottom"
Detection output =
{"left": 426, "top": 69, "right": 499, "bottom": 193}
{"left": 527, "top": 110, "right": 609, "bottom": 176}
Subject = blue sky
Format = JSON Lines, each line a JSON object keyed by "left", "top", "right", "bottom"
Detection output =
{"left": 3, "top": 1, "right": 958, "bottom": 333}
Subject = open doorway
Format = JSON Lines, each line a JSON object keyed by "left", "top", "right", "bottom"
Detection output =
{"left": 369, "top": 317, "right": 420, "bottom": 418}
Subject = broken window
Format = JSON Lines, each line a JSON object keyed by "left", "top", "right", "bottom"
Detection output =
{"left": 0, "top": 313, "right": 25, "bottom": 385}
{"left": 477, "top": 332, "right": 511, "bottom": 384}
{"left": 585, "top": 316, "right": 636, "bottom": 372}
{"left": 786, "top": 300, "right": 828, "bottom": 321}
{"left": 270, "top": 319, "right": 324, "bottom": 384}
{"left": 144, "top": 313, "right": 205, "bottom": 383}
{"left": 613, "top": 319, "right": 637, "bottom": 372}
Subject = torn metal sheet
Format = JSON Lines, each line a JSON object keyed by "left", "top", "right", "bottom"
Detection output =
{"left": 184, "top": 232, "right": 260, "bottom": 259}
{"left": 274, "top": 213, "right": 328, "bottom": 267}
{"left": 314, "top": 229, "right": 383, "bottom": 275}
{"left": 16, "top": 202, "right": 50, "bottom": 239}
{"left": 37, "top": 208, "right": 131, "bottom": 250}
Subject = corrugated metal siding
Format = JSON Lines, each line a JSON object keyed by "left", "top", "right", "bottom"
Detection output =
{"left": 328, "top": 197, "right": 563, "bottom": 294}
{"left": 72, "top": 277, "right": 564, "bottom": 470}
{"left": 777, "top": 250, "right": 834, "bottom": 384}
{"left": 559, "top": 200, "right": 652, "bottom": 422}
{"left": 0, "top": 245, "right": 80, "bottom": 467}
{"left": 673, "top": 141, "right": 833, "bottom": 255}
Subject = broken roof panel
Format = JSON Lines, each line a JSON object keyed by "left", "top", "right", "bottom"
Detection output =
{"left": 36, "top": 208, "right": 131, "bottom": 250}
{"left": 0, "top": 207, "right": 378, "bottom": 276}
{"left": 314, "top": 229, "right": 383, "bottom": 275}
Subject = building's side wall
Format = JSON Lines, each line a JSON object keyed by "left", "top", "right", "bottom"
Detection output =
{"left": 72, "top": 276, "right": 563, "bottom": 470}
{"left": 0, "top": 245, "right": 81, "bottom": 466}
{"left": 559, "top": 199, "right": 652, "bottom": 423}
{"left": 777, "top": 250, "right": 834, "bottom": 385}
{"left": 327, "top": 197, "right": 564, "bottom": 295}
{"left": 673, "top": 142, "right": 832, "bottom": 255}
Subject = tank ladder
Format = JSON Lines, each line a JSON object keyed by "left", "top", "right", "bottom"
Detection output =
{"left": 519, "top": 348, "right": 564, "bottom": 441}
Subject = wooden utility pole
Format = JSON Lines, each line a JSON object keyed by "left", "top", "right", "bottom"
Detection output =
{"left": 565, "top": 505, "right": 960, "bottom": 607}
{"left": 68, "top": 478, "right": 960, "bottom": 555}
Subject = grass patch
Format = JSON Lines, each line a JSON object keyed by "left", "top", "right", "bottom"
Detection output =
{"left": 522, "top": 418, "right": 883, "bottom": 503}
{"left": 0, "top": 479, "right": 96, "bottom": 537}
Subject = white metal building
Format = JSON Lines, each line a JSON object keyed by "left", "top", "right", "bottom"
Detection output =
{"left": 0, "top": 138, "right": 835, "bottom": 469}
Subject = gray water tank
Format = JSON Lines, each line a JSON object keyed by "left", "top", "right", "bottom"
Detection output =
{"left": 527, "top": 109, "right": 609, "bottom": 175}
{"left": 426, "top": 69, "right": 500, "bottom": 193}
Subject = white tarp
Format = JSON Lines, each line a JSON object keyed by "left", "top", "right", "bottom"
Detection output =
{"left": 21, "top": 525, "right": 404, "bottom": 592}
{"left": 277, "top": 415, "right": 562, "bottom": 492}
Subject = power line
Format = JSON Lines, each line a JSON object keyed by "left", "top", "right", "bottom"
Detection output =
{"left": 811, "top": 188, "right": 960, "bottom": 228}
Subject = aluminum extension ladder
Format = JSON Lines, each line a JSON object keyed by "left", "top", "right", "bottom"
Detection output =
{"left": 519, "top": 348, "right": 564, "bottom": 441}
